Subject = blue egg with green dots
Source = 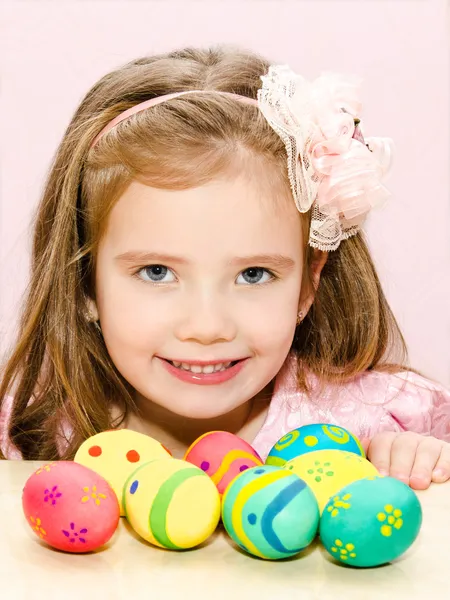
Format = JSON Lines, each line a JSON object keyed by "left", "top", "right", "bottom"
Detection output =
{"left": 320, "top": 476, "right": 423, "bottom": 567}
{"left": 221, "top": 465, "right": 319, "bottom": 560}
{"left": 265, "top": 424, "right": 365, "bottom": 467}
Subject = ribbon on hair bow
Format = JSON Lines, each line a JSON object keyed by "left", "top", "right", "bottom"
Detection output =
{"left": 257, "top": 66, "right": 393, "bottom": 240}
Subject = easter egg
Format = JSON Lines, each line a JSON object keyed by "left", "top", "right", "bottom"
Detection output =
{"left": 22, "top": 461, "right": 120, "bottom": 553}
{"left": 74, "top": 429, "right": 171, "bottom": 515}
{"left": 285, "top": 449, "right": 378, "bottom": 513}
{"left": 320, "top": 476, "right": 423, "bottom": 567}
{"left": 266, "top": 424, "right": 365, "bottom": 467}
{"left": 184, "top": 431, "right": 263, "bottom": 495}
{"left": 221, "top": 465, "right": 319, "bottom": 560}
{"left": 123, "top": 457, "right": 221, "bottom": 549}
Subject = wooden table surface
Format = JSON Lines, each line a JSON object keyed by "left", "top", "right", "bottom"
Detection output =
{"left": 1, "top": 461, "right": 449, "bottom": 600}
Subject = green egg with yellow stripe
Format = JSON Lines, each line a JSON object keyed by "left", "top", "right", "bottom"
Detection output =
{"left": 123, "top": 458, "right": 221, "bottom": 549}
{"left": 221, "top": 465, "right": 319, "bottom": 560}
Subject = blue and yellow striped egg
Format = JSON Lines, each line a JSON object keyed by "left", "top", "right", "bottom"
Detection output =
{"left": 266, "top": 424, "right": 365, "bottom": 467}
{"left": 123, "top": 458, "right": 221, "bottom": 549}
{"left": 284, "top": 449, "right": 379, "bottom": 513}
{"left": 221, "top": 465, "right": 319, "bottom": 560}
{"left": 320, "top": 476, "right": 422, "bottom": 567}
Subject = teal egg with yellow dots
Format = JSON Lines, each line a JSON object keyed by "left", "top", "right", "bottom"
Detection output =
{"left": 266, "top": 424, "right": 365, "bottom": 467}
{"left": 320, "top": 476, "right": 423, "bottom": 567}
{"left": 221, "top": 465, "right": 319, "bottom": 560}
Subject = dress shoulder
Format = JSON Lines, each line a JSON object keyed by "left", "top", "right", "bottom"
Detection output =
{"left": 0, "top": 396, "right": 22, "bottom": 459}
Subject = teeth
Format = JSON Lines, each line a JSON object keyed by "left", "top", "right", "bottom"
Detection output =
{"left": 170, "top": 360, "right": 233, "bottom": 373}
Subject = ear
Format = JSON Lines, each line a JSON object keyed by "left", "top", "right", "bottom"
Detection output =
{"left": 85, "top": 296, "right": 99, "bottom": 322}
{"left": 298, "top": 249, "right": 328, "bottom": 316}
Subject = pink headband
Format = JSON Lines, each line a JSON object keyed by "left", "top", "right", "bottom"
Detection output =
{"left": 90, "top": 90, "right": 258, "bottom": 148}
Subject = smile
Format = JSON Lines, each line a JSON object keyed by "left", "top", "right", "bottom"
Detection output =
{"left": 167, "top": 360, "right": 238, "bottom": 374}
{"left": 158, "top": 357, "right": 248, "bottom": 386}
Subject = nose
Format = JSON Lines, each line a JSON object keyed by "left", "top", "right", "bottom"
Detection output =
{"left": 175, "top": 292, "right": 237, "bottom": 345}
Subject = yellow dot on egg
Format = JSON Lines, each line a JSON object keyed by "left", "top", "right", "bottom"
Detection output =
{"left": 304, "top": 435, "right": 319, "bottom": 447}
{"left": 385, "top": 504, "right": 393, "bottom": 513}
{"left": 388, "top": 516, "right": 395, "bottom": 525}
{"left": 381, "top": 525, "right": 392, "bottom": 537}
{"left": 350, "top": 553, "right": 356, "bottom": 558}
{"left": 346, "top": 543, "right": 355, "bottom": 551}
{"left": 343, "top": 494, "right": 352, "bottom": 501}
{"left": 331, "top": 547, "right": 337, "bottom": 553}
{"left": 341, "top": 555, "right": 348, "bottom": 560}
{"left": 394, "top": 519, "right": 403, "bottom": 530}
{"left": 393, "top": 509, "right": 402, "bottom": 518}
{"left": 335, "top": 539, "right": 343, "bottom": 547}
{"left": 331, "top": 509, "right": 339, "bottom": 517}
{"left": 377, "top": 512, "right": 386, "bottom": 522}
{"left": 341, "top": 549, "right": 348, "bottom": 555}
{"left": 333, "top": 496, "right": 340, "bottom": 501}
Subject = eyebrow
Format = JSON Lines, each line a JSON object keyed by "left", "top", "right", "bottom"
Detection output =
{"left": 114, "top": 251, "right": 296, "bottom": 269}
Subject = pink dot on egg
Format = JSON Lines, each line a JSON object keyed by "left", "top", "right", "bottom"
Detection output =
{"left": 239, "top": 465, "right": 249, "bottom": 472}
{"left": 88, "top": 445, "right": 102, "bottom": 457}
{"left": 200, "top": 461, "right": 210, "bottom": 471}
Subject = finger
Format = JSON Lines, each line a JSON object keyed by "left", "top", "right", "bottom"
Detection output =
{"left": 366, "top": 432, "right": 397, "bottom": 476}
{"left": 408, "top": 437, "right": 442, "bottom": 490}
{"left": 359, "top": 437, "right": 370, "bottom": 454}
{"left": 431, "top": 443, "right": 450, "bottom": 483}
{"left": 389, "top": 433, "right": 421, "bottom": 485}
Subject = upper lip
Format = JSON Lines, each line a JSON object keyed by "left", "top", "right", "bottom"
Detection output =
{"left": 160, "top": 357, "right": 246, "bottom": 366}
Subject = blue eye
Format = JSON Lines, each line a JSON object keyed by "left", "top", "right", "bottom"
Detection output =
{"left": 136, "top": 265, "right": 176, "bottom": 283}
{"left": 236, "top": 267, "right": 274, "bottom": 285}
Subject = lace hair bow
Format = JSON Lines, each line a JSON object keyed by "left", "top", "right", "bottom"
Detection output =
{"left": 257, "top": 65, "right": 394, "bottom": 251}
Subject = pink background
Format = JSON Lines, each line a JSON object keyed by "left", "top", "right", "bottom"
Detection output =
{"left": 0, "top": 1, "right": 449, "bottom": 386}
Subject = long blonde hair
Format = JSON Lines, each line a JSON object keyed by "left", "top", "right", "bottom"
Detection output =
{"left": 0, "top": 45, "right": 411, "bottom": 460}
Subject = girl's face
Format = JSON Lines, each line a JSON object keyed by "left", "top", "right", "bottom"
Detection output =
{"left": 93, "top": 171, "right": 304, "bottom": 419}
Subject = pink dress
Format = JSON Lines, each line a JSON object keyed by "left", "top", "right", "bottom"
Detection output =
{"left": 2, "top": 355, "right": 450, "bottom": 460}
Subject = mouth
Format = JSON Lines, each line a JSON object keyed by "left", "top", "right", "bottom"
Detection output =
{"left": 162, "top": 359, "right": 241, "bottom": 374}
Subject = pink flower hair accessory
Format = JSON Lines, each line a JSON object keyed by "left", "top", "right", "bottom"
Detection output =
{"left": 257, "top": 66, "right": 394, "bottom": 250}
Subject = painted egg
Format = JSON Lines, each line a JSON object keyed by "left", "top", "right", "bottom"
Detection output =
{"left": 266, "top": 424, "right": 365, "bottom": 467}
{"left": 320, "top": 476, "right": 423, "bottom": 567}
{"left": 74, "top": 429, "right": 172, "bottom": 515}
{"left": 221, "top": 465, "right": 319, "bottom": 560}
{"left": 123, "top": 457, "right": 221, "bottom": 549}
{"left": 285, "top": 449, "right": 378, "bottom": 513}
{"left": 22, "top": 461, "right": 120, "bottom": 553}
{"left": 183, "top": 431, "right": 263, "bottom": 495}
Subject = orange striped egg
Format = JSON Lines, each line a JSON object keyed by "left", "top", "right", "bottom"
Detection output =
{"left": 183, "top": 431, "right": 263, "bottom": 495}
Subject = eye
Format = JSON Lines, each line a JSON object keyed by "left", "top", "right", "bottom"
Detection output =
{"left": 135, "top": 265, "right": 176, "bottom": 283}
{"left": 236, "top": 267, "right": 275, "bottom": 285}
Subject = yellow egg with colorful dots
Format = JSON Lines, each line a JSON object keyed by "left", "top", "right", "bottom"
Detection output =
{"left": 266, "top": 424, "right": 365, "bottom": 467}
{"left": 284, "top": 449, "right": 378, "bottom": 513}
{"left": 74, "top": 429, "right": 172, "bottom": 516}
{"left": 320, "top": 476, "right": 422, "bottom": 567}
{"left": 123, "top": 458, "right": 221, "bottom": 549}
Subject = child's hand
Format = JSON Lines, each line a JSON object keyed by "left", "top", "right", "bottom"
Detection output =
{"left": 360, "top": 432, "right": 450, "bottom": 490}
